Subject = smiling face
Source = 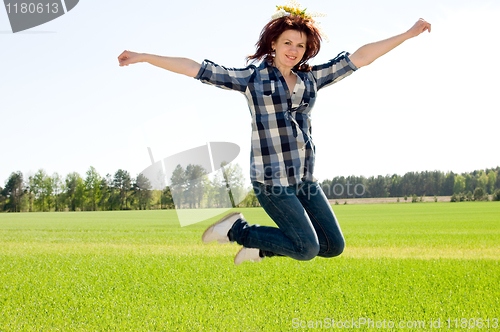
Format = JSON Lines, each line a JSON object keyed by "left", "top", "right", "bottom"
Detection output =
{"left": 271, "top": 29, "right": 307, "bottom": 72}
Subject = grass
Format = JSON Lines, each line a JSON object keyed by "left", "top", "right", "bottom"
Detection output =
{"left": 0, "top": 202, "right": 499, "bottom": 331}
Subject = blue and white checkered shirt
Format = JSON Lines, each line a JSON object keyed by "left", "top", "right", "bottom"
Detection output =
{"left": 195, "top": 51, "right": 358, "bottom": 186}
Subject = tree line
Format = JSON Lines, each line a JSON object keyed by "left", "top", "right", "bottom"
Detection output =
{"left": 319, "top": 167, "right": 500, "bottom": 201}
{"left": 0, "top": 163, "right": 256, "bottom": 213}
{"left": 1, "top": 166, "right": 499, "bottom": 212}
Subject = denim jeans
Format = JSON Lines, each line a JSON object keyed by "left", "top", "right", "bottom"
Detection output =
{"left": 230, "top": 181, "right": 345, "bottom": 260}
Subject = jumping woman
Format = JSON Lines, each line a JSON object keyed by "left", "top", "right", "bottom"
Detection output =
{"left": 118, "top": 2, "right": 431, "bottom": 265}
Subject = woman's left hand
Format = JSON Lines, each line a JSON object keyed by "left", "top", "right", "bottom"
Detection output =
{"left": 406, "top": 18, "right": 432, "bottom": 38}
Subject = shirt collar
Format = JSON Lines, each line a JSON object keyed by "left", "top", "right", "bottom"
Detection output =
{"left": 258, "top": 59, "right": 306, "bottom": 81}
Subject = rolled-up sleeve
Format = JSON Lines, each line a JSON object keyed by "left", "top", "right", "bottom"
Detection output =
{"left": 310, "top": 51, "right": 358, "bottom": 91}
{"left": 194, "top": 60, "right": 255, "bottom": 93}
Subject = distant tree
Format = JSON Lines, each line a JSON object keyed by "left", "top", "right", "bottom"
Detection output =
{"left": 65, "top": 172, "right": 81, "bottom": 211}
{"left": 487, "top": 170, "right": 496, "bottom": 194}
{"left": 26, "top": 175, "right": 35, "bottom": 212}
{"left": 170, "top": 165, "right": 186, "bottom": 208}
{"left": 441, "top": 172, "right": 455, "bottom": 196}
{"left": 390, "top": 174, "right": 402, "bottom": 198}
{"left": 477, "top": 171, "right": 488, "bottom": 192}
{"left": 85, "top": 166, "right": 102, "bottom": 211}
{"left": 401, "top": 172, "right": 417, "bottom": 197}
{"left": 161, "top": 187, "right": 175, "bottom": 209}
{"left": 185, "top": 164, "right": 207, "bottom": 208}
{"left": 75, "top": 177, "right": 86, "bottom": 211}
{"left": 133, "top": 173, "right": 152, "bottom": 210}
{"left": 242, "top": 189, "right": 260, "bottom": 207}
{"left": 368, "top": 175, "right": 389, "bottom": 198}
{"left": 33, "top": 169, "right": 49, "bottom": 212}
{"left": 44, "top": 174, "right": 54, "bottom": 211}
{"left": 464, "top": 174, "right": 474, "bottom": 194}
{"left": 473, "top": 187, "right": 486, "bottom": 201}
{"left": 2, "top": 171, "right": 25, "bottom": 212}
{"left": 496, "top": 170, "right": 500, "bottom": 191}
{"left": 113, "top": 169, "right": 131, "bottom": 210}
{"left": 493, "top": 189, "right": 500, "bottom": 202}
{"left": 0, "top": 187, "right": 5, "bottom": 211}
{"left": 51, "top": 173, "right": 63, "bottom": 211}
{"left": 219, "top": 162, "right": 245, "bottom": 207}
{"left": 453, "top": 175, "right": 465, "bottom": 194}
{"left": 98, "top": 174, "right": 112, "bottom": 211}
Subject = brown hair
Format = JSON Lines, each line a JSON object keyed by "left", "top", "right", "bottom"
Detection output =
{"left": 247, "top": 15, "right": 323, "bottom": 72}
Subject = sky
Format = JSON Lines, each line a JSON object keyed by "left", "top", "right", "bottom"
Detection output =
{"left": 1, "top": 0, "right": 499, "bottom": 187}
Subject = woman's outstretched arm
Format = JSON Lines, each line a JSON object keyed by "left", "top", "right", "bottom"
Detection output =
{"left": 349, "top": 18, "right": 431, "bottom": 69}
{"left": 118, "top": 50, "right": 201, "bottom": 78}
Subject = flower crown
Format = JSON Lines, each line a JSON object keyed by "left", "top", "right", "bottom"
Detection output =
{"left": 271, "top": 0, "right": 329, "bottom": 41}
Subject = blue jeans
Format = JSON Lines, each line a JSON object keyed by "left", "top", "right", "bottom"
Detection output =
{"left": 230, "top": 181, "right": 345, "bottom": 260}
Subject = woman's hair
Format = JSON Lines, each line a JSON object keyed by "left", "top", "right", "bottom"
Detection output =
{"left": 247, "top": 15, "right": 323, "bottom": 72}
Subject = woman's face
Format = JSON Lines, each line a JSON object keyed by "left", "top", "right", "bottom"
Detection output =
{"left": 271, "top": 29, "right": 307, "bottom": 70}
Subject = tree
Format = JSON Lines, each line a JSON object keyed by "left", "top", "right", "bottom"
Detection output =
{"left": 184, "top": 164, "right": 207, "bottom": 208}
{"left": 170, "top": 165, "right": 186, "bottom": 208}
{"left": 441, "top": 172, "right": 455, "bottom": 196}
{"left": 477, "top": 171, "right": 488, "bottom": 192}
{"left": 51, "top": 173, "right": 63, "bottom": 211}
{"left": 0, "top": 187, "right": 6, "bottom": 211}
{"left": 113, "top": 169, "right": 132, "bottom": 210}
{"left": 75, "top": 177, "right": 86, "bottom": 211}
{"left": 390, "top": 174, "right": 402, "bottom": 198}
{"left": 45, "top": 174, "right": 54, "bottom": 211}
{"left": 487, "top": 170, "right": 496, "bottom": 194}
{"left": 2, "top": 171, "right": 25, "bottom": 212}
{"left": 473, "top": 187, "right": 486, "bottom": 201}
{"left": 493, "top": 189, "right": 500, "bottom": 201}
{"left": 464, "top": 174, "right": 474, "bottom": 194}
{"left": 33, "top": 169, "right": 50, "bottom": 212}
{"left": 218, "top": 162, "right": 245, "bottom": 207}
{"left": 26, "top": 175, "right": 35, "bottom": 212}
{"left": 98, "top": 174, "right": 112, "bottom": 211}
{"left": 453, "top": 175, "right": 465, "bottom": 194}
{"left": 85, "top": 166, "right": 102, "bottom": 211}
{"left": 161, "top": 187, "right": 175, "bottom": 209}
{"left": 133, "top": 173, "right": 152, "bottom": 210}
{"left": 65, "top": 172, "right": 81, "bottom": 211}
{"left": 368, "top": 175, "right": 389, "bottom": 198}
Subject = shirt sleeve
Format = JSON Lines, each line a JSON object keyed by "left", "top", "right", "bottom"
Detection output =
{"left": 194, "top": 59, "right": 255, "bottom": 93}
{"left": 310, "top": 51, "right": 358, "bottom": 91}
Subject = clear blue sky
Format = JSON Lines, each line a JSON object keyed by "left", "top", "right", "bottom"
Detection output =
{"left": 1, "top": 0, "right": 499, "bottom": 186}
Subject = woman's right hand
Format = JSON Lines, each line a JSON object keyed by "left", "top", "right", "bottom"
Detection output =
{"left": 118, "top": 50, "right": 143, "bottom": 67}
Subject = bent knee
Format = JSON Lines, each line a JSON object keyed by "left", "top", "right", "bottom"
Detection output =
{"left": 322, "top": 240, "right": 345, "bottom": 258}
{"left": 296, "top": 243, "right": 320, "bottom": 261}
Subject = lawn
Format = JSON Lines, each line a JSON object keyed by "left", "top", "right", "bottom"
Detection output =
{"left": 0, "top": 202, "right": 499, "bottom": 331}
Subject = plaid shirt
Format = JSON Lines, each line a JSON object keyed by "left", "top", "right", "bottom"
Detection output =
{"left": 195, "top": 51, "right": 358, "bottom": 186}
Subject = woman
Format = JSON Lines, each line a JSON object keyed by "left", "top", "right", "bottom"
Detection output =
{"left": 118, "top": 4, "right": 431, "bottom": 265}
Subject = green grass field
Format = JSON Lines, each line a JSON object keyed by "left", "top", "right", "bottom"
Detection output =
{"left": 1, "top": 202, "right": 499, "bottom": 331}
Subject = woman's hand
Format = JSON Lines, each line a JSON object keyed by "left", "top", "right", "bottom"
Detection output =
{"left": 406, "top": 18, "right": 431, "bottom": 39}
{"left": 118, "top": 50, "right": 143, "bottom": 67}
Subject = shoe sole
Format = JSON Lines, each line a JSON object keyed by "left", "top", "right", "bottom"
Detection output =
{"left": 234, "top": 247, "right": 262, "bottom": 265}
{"left": 201, "top": 212, "right": 242, "bottom": 244}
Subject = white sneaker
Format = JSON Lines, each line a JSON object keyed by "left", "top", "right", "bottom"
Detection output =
{"left": 234, "top": 247, "right": 262, "bottom": 265}
{"left": 201, "top": 212, "right": 243, "bottom": 244}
